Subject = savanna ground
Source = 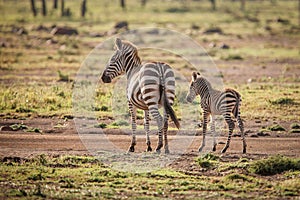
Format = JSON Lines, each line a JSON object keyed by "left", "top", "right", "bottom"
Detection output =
{"left": 0, "top": 0, "right": 300, "bottom": 199}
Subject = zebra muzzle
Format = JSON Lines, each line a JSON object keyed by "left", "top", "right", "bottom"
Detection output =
{"left": 186, "top": 96, "right": 192, "bottom": 103}
{"left": 101, "top": 74, "right": 112, "bottom": 83}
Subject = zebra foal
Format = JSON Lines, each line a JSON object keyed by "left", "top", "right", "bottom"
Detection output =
{"left": 186, "top": 72, "right": 246, "bottom": 153}
{"left": 101, "top": 38, "right": 180, "bottom": 154}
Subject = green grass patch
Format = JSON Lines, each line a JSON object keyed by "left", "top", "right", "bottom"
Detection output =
{"left": 267, "top": 124, "right": 286, "bottom": 132}
{"left": 1, "top": 154, "right": 300, "bottom": 198}
{"left": 269, "top": 98, "right": 297, "bottom": 106}
{"left": 249, "top": 155, "right": 300, "bottom": 176}
{"left": 110, "top": 119, "right": 130, "bottom": 127}
{"left": 196, "top": 153, "right": 219, "bottom": 168}
{"left": 94, "top": 123, "right": 107, "bottom": 129}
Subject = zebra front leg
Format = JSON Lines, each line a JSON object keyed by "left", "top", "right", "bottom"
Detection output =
{"left": 163, "top": 111, "right": 170, "bottom": 154}
{"left": 199, "top": 111, "right": 209, "bottom": 152}
{"left": 237, "top": 115, "right": 246, "bottom": 154}
{"left": 211, "top": 115, "right": 217, "bottom": 151}
{"left": 144, "top": 110, "right": 152, "bottom": 152}
{"left": 128, "top": 102, "right": 137, "bottom": 152}
{"left": 221, "top": 114, "right": 235, "bottom": 153}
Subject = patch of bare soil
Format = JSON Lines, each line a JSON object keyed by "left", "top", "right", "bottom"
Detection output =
{"left": 0, "top": 117, "right": 299, "bottom": 173}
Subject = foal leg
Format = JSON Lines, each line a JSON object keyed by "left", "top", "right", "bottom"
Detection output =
{"left": 221, "top": 113, "right": 235, "bottom": 153}
{"left": 199, "top": 111, "right": 210, "bottom": 152}
{"left": 237, "top": 115, "right": 246, "bottom": 153}
{"left": 211, "top": 115, "right": 217, "bottom": 151}
{"left": 144, "top": 110, "right": 152, "bottom": 152}
{"left": 128, "top": 102, "right": 137, "bottom": 152}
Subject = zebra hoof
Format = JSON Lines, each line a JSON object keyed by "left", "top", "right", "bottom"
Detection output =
{"left": 243, "top": 148, "right": 246, "bottom": 154}
{"left": 165, "top": 149, "right": 170, "bottom": 154}
{"left": 198, "top": 147, "right": 204, "bottom": 152}
{"left": 128, "top": 146, "right": 135, "bottom": 152}
{"left": 212, "top": 146, "right": 217, "bottom": 152}
{"left": 155, "top": 149, "right": 161, "bottom": 154}
{"left": 221, "top": 148, "right": 228, "bottom": 153}
{"left": 147, "top": 146, "right": 152, "bottom": 152}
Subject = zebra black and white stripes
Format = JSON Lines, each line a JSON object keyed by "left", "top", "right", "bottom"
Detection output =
{"left": 186, "top": 72, "right": 246, "bottom": 153}
{"left": 101, "top": 38, "right": 180, "bottom": 154}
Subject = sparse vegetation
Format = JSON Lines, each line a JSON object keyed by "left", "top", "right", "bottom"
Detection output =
{"left": 269, "top": 97, "right": 297, "bottom": 106}
{"left": 196, "top": 153, "right": 219, "bottom": 168}
{"left": 267, "top": 124, "right": 286, "bottom": 132}
{"left": 248, "top": 155, "right": 300, "bottom": 175}
{"left": 0, "top": 155, "right": 299, "bottom": 199}
{"left": 0, "top": 1, "right": 300, "bottom": 199}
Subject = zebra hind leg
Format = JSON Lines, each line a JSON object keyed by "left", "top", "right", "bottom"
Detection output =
{"left": 237, "top": 115, "right": 246, "bottom": 153}
{"left": 144, "top": 110, "right": 152, "bottom": 152}
{"left": 211, "top": 116, "right": 217, "bottom": 151}
{"left": 149, "top": 106, "right": 164, "bottom": 154}
{"left": 163, "top": 112, "right": 170, "bottom": 154}
{"left": 221, "top": 114, "right": 235, "bottom": 153}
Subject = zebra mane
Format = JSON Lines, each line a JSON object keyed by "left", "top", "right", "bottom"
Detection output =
{"left": 198, "top": 76, "right": 213, "bottom": 90}
{"left": 121, "top": 40, "right": 138, "bottom": 52}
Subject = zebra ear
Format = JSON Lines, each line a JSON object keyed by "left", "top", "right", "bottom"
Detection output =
{"left": 192, "top": 72, "right": 198, "bottom": 81}
{"left": 115, "top": 38, "right": 122, "bottom": 50}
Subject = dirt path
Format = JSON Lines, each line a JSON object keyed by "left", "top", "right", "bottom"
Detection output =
{"left": 1, "top": 130, "right": 299, "bottom": 159}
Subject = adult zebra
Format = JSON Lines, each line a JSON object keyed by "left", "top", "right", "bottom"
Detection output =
{"left": 101, "top": 38, "right": 180, "bottom": 154}
{"left": 186, "top": 72, "right": 246, "bottom": 153}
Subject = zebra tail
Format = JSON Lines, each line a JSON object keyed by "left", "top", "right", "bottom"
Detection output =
{"left": 160, "top": 85, "right": 181, "bottom": 129}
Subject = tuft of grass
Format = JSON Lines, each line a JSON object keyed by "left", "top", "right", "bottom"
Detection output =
{"left": 289, "top": 129, "right": 300, "bottom": 134}
{"left": 223, "top": 54, "right": 243, "bottom": 61}
{"left": 248, "top": 155, "right": 300, "bottom": 176}
{"left": 94, "top": 123, "right": 107, "bottom": 129}
{"left": 267, "top": 124, "right": 286, "bottom": 132}
{"left": 57, "top": 70, "right": 70, "bottom": 82}
{"left": 10, "top": 123, "right": 28, "bottom": 131}
{"left": 225, "top": 173, "right": 251, "bottom": 181}
{"left": 269, "top": 98, "right": 297, "bottom": 106}
{"left": 26, "top": 127, "right": 42, "bottom": 133}
{"left": 290, "top": 123, "right": 300, "bottom": 129}
{"left": 196, "top": 153, "right": 219, "bottom": 168}
{"left": 110, "top": 120, "right": 129, "bottom": 127}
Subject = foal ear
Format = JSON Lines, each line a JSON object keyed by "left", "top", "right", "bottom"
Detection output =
{"left": 115, "top": 38, "right": 122, "bottom": 50}
{"left": 192, "top": 71, "right": 198, "bottom": 81}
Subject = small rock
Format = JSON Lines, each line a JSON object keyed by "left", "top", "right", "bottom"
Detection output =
{"left": 0, "top": 41, "right": 8, "bottom": 48}
{"left": 191, "top": 24, "right": 200, "bottom": 30}
{"left": 146, "top": 29, "right": 159, "bottom": 35}
{"left": 46, "top": 39, "right": 58, "bottom": 45}
{"left": 276, "top": 18, "right": 289, "bottom": 24}
{"left": 219, "top": 43, "right": 230, "bottom": 49}
{"left": 208, "top": 42, "right": 216, "bottom": 48}
{"left": 257, "top": 131, "right": 270, "bottom": 137}
{"left": 250, "top": 134, "right": 259, "bottom": 138}
{"left": 0, "top": 126, "right": 14, "bottom": 131}
{"left": 89, "top": 32, "right": 105, "bottom": 38}
{"left": 51, "top": 26, "right": 78, "bottom": 35}
{"left": 203, "top": 27, "right": 223, "bottom": 34}
{"left": 232, "top": 133, "right": 241, "bottom": 137}
{"left": 18, "top": 28, "right": 28, "bottom": 35}
{"left": 34, "top": 25, "right": 49, "bottom": 32}
{"left": 114, "top": 21, "right": 129, "bottom": 31}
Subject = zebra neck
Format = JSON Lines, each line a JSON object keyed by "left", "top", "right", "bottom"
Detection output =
{"left": 198, "top": 86, "right": 212, "bottom": 99}
{"left": 125, "top": 61, "right": 141, "bottom": 79}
